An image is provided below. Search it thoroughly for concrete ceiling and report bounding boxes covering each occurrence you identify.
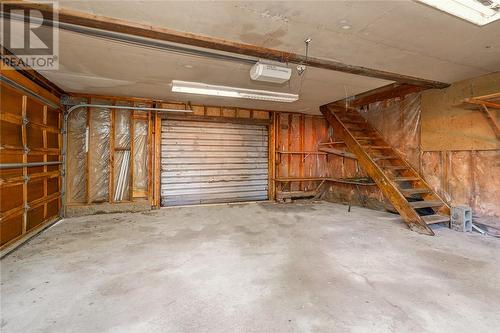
[23,1,500,113]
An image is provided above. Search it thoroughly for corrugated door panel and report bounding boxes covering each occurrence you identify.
[161,120,269,206]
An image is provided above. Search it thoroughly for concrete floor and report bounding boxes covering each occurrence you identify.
[1,202,499,333]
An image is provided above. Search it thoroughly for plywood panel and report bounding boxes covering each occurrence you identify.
[0,214,23,246]
[421,72,500,151]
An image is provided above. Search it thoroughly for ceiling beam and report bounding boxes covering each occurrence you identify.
[1,1,449,89]
[325,83,425,108]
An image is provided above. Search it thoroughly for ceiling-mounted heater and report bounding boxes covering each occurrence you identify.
[250,62,292,84]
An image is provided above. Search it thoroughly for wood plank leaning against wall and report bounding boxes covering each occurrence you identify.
[1,65,63,253]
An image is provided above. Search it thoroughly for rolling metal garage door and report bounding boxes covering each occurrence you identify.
[161,119,269,206]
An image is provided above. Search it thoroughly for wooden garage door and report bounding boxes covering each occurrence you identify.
[161,119,269,206]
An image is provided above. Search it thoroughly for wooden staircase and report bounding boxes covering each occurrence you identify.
[320,104,450,236]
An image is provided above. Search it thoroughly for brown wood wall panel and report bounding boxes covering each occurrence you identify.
[27,180,45,202]
[0,214,23,246]
[1,67,62,251]
[1,85,23,116]
[46,199,59,219]
[0,185,23,213]
[26,206,45,231]
[27,98,45,124]
[1,122,23,147]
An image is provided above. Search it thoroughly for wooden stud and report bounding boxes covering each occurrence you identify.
[268,112,276,200]
[147,110,153,205]
[287,114,292,191]
[299,114,305,191]
[109,103,115,202]
[154,111,162,208]
[130,109,135,201]
[86,102,91,204]
[275,113,281,194]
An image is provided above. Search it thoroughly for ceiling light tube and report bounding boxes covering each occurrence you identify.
[171,80,299,103]
[418,0,500,26]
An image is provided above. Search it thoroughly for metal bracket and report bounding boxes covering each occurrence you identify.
[22,117,29,126]
[23,175,30,182]
[23,203,30,212]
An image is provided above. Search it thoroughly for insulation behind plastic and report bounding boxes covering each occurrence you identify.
[88,103,111,202]
[472,150,500,218]
[113,150,130,201]
[358,93,421,169]
[113,106,131,201]
[67,107,87,203]
[133,119,148,192]
[114,108,131,148]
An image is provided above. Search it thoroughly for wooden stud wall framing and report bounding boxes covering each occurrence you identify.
[1,67,62,251]
[66,96,154,207]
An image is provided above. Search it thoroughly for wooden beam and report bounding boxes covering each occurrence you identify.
[326,83,424,108]
[2,1,449,89]
[464,98,500,109]
[463,98,500,139]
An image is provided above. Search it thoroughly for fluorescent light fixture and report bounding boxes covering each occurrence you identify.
[418,0,500,26]
[171,80,299,103]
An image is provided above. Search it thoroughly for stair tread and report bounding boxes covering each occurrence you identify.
[410,200,443,208]
[341,119,365,123]
[383,165,408,170]
[363,145,392,149]
[400,188,432,195]
[394,176,419,181]
[374,156,398,160]
[421,214,450,225]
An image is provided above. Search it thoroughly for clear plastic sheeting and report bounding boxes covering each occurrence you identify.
[88,103,111,202]
[113,150,130,201]
[113,106,131,201]
[448,151,472,206]
[474,151,500,218]
[359,93,421,170]
[133,119,148,192]
[420,150,500,219]
[67,107,87,203]
[114,108,131,148]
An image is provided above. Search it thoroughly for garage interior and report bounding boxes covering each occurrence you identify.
[1,1,499,332]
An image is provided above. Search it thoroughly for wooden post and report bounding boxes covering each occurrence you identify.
[129,109,135,201]
[86,100,91,204]
[153,111,162,208]
[268,112,276,201]
[109,102,115,202]
[147,110,153,205]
